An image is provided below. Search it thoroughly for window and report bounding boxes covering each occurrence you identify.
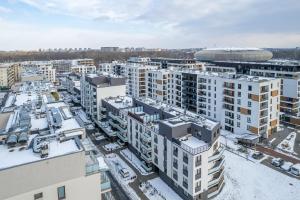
[237,99,241,105]
[248,101,252,107]
[238,84,241,89]
[57,186,66,200]
[237,122,240,127]
[248,85,252,91]
[34,193,43,200]
[238,92,241,97]
[247,117,251,123]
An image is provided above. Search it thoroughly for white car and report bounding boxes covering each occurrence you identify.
[290,164,300,176]
[280,161,293,171]
[119,168,130,178]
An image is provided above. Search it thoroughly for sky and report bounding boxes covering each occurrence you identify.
[0,0,299,50]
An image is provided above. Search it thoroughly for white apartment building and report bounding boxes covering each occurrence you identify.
[99,97,225,200]
[145,70,280,138]
[71,65,96,74]
[39,64,56,82]
[80,74,126,122]
[0,63,21,88]
[201,60,300,129]
[146,69,171,103]
[125,63,158,97]
[250,69,300,129]
[72,59,95,66]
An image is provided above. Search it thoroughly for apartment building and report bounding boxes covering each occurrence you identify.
[72,59,95,66]
[203,60,300,129]
[21,62,56,83]
[149,58,203,70]
[125,63,158,97]
[250,69,300,129]
[39,64,56,82]
[99,97,224,200]
[80,74,126,122]
[146,69,171,103]
[0,63,21,88]
[145,70,280,138]
[0,135,101,200]
[71,65,96,74]
[0,79,106,200]
[65,73,81,94]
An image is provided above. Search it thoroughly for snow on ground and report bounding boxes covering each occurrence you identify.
[277,132,297,155]
[103,142,121,151]
[105,153,136,183]
[140,177,182,200]
[105,153,141,200]
[120,148,153,175]
[214,151,300,200]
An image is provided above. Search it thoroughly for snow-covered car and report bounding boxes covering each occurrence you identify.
[271,158,284,167]
[280,161,293,171]
[119,168,130,178]
[290,164,300,176]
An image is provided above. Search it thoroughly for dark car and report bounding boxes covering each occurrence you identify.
[252,152,264,160]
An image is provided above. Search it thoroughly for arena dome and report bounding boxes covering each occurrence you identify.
[194,48,273,62]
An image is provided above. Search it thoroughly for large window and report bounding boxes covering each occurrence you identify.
[57,186,66,200]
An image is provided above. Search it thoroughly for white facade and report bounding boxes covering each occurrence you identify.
[147,70,281,138]
[71,65,96,74]
[124,63,158,97]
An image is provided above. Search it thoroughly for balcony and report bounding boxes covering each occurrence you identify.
[141,141,151,152]
[85,154,100,176]
[101,172,111,192]
[141,153,152,162]
[141,161,153,172]
[108,112,127,125]
[208,157,225,175]
[207,178,225,199]
[208,146,225,162]
[195,172,201,180]
[117,131,128,142]
[208,168,225,188]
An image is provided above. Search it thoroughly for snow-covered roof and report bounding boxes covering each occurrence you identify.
[180,136,208,149]
[0,138,82,170]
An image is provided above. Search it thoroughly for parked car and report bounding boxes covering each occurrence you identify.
[252,152,264,160]
[280,162,293,171]
[271,158,284,167]
[290,164,300,176]
[119,168,130,178]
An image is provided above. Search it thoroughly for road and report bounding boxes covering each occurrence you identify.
[106,171,131,200]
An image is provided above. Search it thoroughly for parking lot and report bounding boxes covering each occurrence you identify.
[261,157,300,180]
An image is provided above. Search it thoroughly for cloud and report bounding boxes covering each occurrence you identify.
[1,0,299,49]
[0,6,12,14]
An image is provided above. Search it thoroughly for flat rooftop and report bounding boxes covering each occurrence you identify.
[135,98,219,130]
[0,138,82,170]
[104,96,133,109]
[180,136,208,149]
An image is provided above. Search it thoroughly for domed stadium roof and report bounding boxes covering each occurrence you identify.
[194,48,273,62]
